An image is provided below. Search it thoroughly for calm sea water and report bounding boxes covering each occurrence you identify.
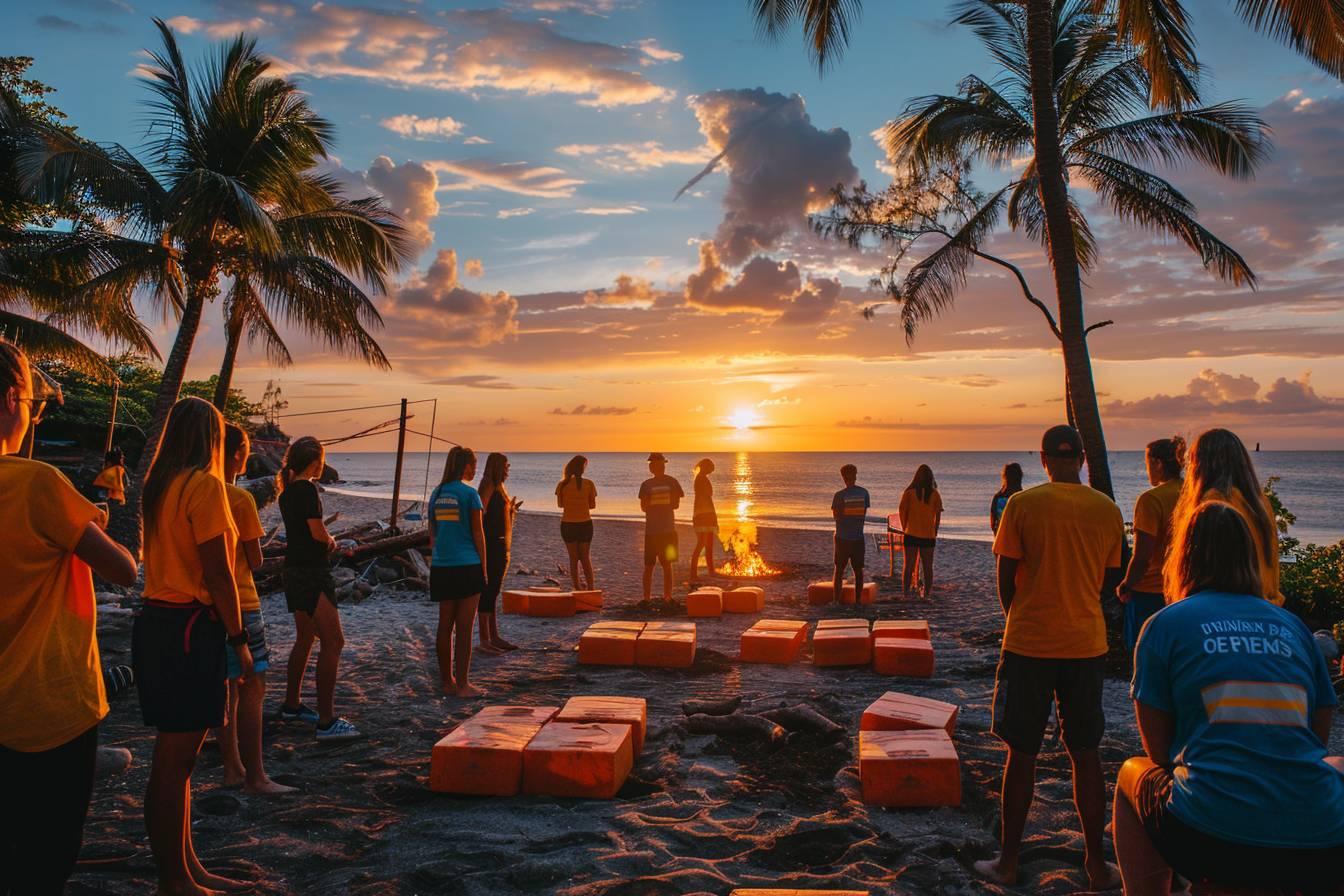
[323,451,1344,545]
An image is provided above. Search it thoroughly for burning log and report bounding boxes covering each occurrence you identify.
[718,521,778,577]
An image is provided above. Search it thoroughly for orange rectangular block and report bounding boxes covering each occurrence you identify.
[740,619,809,664]
[578,627,640,666]
[429,705,559,795]
[526,591,577,617]
[573,590,603,612]
[871,620,930,642]
[723,586,765,613]
[687,589,724,617]
[813,623,873,666]
[858,729,961,807]
[808,581,877,605]
[644,620,695,632]
[501,590,530,615]
[556,696,648,754]
[816,618,870,630]
[838,582,878,605]
[860,691,958,735]
[873,638,935,678]
[522,721,634,799]
[588,620,646,633]
[635,623,696,668]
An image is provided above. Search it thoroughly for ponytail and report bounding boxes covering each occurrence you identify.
[442,446,475,484]
[564,454,587,493]
[277,436,324,493]
[1147,435,1187,481]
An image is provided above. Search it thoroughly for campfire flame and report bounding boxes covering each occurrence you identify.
[717,452,779,577]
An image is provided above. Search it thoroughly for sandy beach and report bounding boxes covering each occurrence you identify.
[80,493,1344,896]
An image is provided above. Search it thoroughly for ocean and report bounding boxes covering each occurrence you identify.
[322,450,1344,546]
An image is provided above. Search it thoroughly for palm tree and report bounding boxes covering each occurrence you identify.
[18,20,412,548]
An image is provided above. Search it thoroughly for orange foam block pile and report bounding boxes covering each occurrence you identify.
[500,589,577,617]
[860,691,958,736]
[858,729,961,807]
[812,619,873,666]
[807,581,877,606]
[723,585,765,614]
[687,587,724,618]
[556,696,648,754]
[871,619,930,643]
[578,621,645,666]
[740,619,809,664]
[429,705,559,796]
[873,637,935,678]
[522,721,634,799]
[572,590,603,612]
[635,621,696,668]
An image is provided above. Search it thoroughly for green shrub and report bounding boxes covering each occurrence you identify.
[1282,541,1344,631]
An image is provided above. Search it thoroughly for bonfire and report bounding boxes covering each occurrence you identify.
[719,521,779,577]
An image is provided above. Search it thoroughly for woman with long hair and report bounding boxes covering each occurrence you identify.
[277,437,358,740]
[689,458,718,582]
[555,454,596,590]
[1116,436,1186,653]
[429,446,487,697]
[477,452,519,654]
[1114,501,1344,894]
[134,396,255,893]
[1168,428,1280,604]
[898,464,943,599]
[990,462,1023,533]
[0,340,137,894]
[93,446,127,505]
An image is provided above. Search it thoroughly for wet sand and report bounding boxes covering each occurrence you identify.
[81,497,1344,895]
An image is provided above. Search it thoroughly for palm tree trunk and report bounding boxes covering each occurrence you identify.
[1024,0,1114,498]
[213,316,243,411]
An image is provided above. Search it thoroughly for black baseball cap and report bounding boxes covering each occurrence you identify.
[1041,425,1083,458]
[647,452,667,463]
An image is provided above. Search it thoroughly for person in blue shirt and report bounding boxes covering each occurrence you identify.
[428,446,487,698]
[1115,500,1344,895]
[830,464,870,603]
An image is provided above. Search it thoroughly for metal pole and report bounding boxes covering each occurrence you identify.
[104,381,119,454]
[389,398,408,532]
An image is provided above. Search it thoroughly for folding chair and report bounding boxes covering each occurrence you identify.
[871,513,906,577]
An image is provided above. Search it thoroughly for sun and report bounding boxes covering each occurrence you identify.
[728,407,761,432]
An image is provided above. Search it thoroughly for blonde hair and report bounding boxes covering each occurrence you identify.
[1164,500,1264,601]
[1172,429,1275,577]
[143,397,224,530]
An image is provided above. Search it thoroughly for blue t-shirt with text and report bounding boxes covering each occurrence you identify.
[1132,591,1344,848]
[429,480,483,567]
[831,485,870,542]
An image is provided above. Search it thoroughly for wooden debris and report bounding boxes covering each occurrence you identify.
[684,713,785,742]
[681,696,742,717]
[758,705,844,738]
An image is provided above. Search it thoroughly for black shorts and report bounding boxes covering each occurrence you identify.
[283,565,338,616]
[834,537,866,569]
[1133,764,1344,890]
[991,651,1105,755]
[903,533,936,550]
[561,520,594,545]
[431,564,486,602]
[132,602,227,732]
[480,539,508,614]
[644,530,678,565]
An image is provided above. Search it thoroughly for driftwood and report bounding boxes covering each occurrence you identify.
[685,712,785,742]
[404,549,431,579]
[758,705,844,738]
[347,529,429,562]
[681,696,742,717]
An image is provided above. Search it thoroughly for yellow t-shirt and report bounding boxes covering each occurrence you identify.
[0,456,108,752]
[143,469,237,606]
[226,483,265,612]
[1132,478,1182,595]
[1207,486,1282,605]
[93,465,126,502]
[556,477,597,523]
[992,482,1124,659]
[899,487,944,540]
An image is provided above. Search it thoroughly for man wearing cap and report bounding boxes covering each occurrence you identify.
[976,425,1125,890]
[638,453,684,604]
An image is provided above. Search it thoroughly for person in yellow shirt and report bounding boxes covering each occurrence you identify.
[0,340,137,894]
[92,447,127,504]
[898,464,943,599]
[555,454,597,590]
[1116,436,1185,652]
[133,396,255,895]
[977,425,1124,891]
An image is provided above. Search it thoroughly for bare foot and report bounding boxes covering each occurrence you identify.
[477,643,505,656]
[492,639,519,651]
[1087,861,1122,891]
[440,679,457,696]
[455,683,485,698]
[244,777,298,795]
[191,869,250,892]
[973,857,1017,886]
[221,766,246,789]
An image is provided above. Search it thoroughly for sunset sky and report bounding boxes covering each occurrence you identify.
[9,0,1344,452]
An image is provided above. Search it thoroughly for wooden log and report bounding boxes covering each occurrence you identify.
[681,696,742,717]
[684,713,785,742]
[404,548,431,579]
[758,705,844,738]
[347,529,429,562]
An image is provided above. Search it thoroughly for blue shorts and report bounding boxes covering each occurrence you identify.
[225,610,270,679]
[1123,590,1166,652]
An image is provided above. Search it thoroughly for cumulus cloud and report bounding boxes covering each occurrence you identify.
[583,274,657,307]
[463,136,492,145]
[317,156,440,258]
[575,205,647,216]
[683,241,844,325]
[464,258,485,277]
[497,207,536,219]
[164,14,266,37]
[555,140,708,173]
[386,249,518,348]
[430,159,583,198]
[550,404,638,416]
[1106,369,1342,419]
[381,114,464,140]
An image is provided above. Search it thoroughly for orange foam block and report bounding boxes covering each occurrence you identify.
[526,591,576,617]
[578,622,644,666]
[872,619,930,642]
[635,621,696,668]
[873,638,935,678]
[687,589,724,617]
[573,590,603,612]
[740,619,809,664]
[858,729,961,807]
[813,621,873,666]
[860,691,958,735]
[429,705,559,796]
[807,581,877,605]
[556,696,648,754]
[501,590,530,615]
[816,618,870,630]
[522,721,633,799]
[723,586,765,613]
[839,582,878,605]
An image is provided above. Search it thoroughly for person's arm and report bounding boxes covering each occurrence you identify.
[898,491,910,529]
[996,555,1018,615]
[73,523,138,585]
[934,493,942,536]
[1118,530,1157,602]
[639,484,650,513]
[307,518,336,553]
[471,508,487,578]
[990,495,999,533]
[588,482,596,509]
[241,538,263,571]
[1135,701,1174,767]
[671,481,683,510]
[556,482,565,509]
[1312,707,1334,745]
[200,534,252,678]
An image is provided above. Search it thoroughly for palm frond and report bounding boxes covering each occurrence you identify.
[886,91,1032,172]
[1232,0,1344,82]
[1008,170,1099,270]
[749,0,861,71]
[0,310,118,382]
[951,0,1030,84]
[1069,101,1270,178]
[1104,0,1201,107]
[273,199,414,292]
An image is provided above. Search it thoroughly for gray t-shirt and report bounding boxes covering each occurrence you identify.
[639,475,684,535]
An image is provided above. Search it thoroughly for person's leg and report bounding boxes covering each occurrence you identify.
[1113,758,1172,896]
[832,538,845,601]
[217,679,244,787]
[689,535,704,581]
[565,541,581,590]
[284,611,316,712]
[921,546,935,598]
[660,557,674,603]
[310,595,344,727]
[641,537,655,602]
[902,543,915,598]
[183,776,247,892]
[145,729,208,894]
[436,599,456,694]
[455,596,483,697]
[973,747,1037,885]
[705,534,715,577]
[578,542,594,590]
[237,673,293,795]
[853,562,865,607]
[1059,656,1120,890]
[1069,747,1120,889]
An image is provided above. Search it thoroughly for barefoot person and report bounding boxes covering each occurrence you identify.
[277,437,358,740]
[899,464,943,599]
[1114,501,1344,895]
[830,464,869,603]
[1116,436,1185,654]
[639,452,683,604]
[689,458,718,582]
[989,462,1023,534]
[215,424,295,794]
[555,455,596,590]
[134,396,254,894]
[0,340,137,894]
[977,425,1125,890]
[477,452,518,654]
[429,446,487,697]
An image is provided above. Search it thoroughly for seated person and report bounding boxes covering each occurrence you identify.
[1114,500,1344,895]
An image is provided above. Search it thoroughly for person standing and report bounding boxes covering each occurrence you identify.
[555,455,596,591]
[639,453,683,604]
[477,452,519,654]
[93,447,127,505]
[429,446,487,697]
[976,425,1125,890]
[0,340,137,894]
[689,458,718,582]
[830,464,870,604]
[898,464,943,599]
[990,462,1023,534]
[1116,436,1185,653]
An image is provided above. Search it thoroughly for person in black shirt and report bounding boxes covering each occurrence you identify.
[477,452,518,654]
